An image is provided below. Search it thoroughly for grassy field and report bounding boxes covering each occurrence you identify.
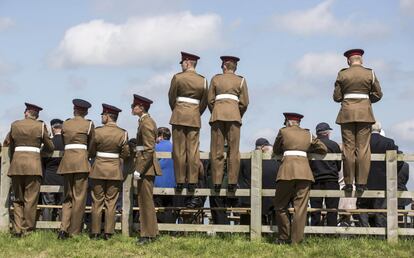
[0,231,413,258]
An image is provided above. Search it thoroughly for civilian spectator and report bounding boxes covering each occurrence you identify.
[309,122,341,226]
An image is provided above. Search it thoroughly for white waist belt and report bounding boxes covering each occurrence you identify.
[97,152,119,158]
[176,97,200,104]
[344,93,369,99]
[215,94,239,102]
[283,150,307,157]
[15,146,40,153]
[65,144,87,150]
[136,146,144,151]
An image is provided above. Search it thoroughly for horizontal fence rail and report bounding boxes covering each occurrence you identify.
[1,148,413,243]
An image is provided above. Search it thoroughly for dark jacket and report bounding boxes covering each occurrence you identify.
[42,134,64,185]
[398,162,410,207]
[310,136,341,182]
[367,133,402,190]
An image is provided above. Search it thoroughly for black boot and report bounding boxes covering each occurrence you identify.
[103,233,113,240]
[342,184,353,192]
[227,184,237,193]
[175,183,184,192]
[214,184,221,192]
[57,230,69,240]
[89,233,101,240]
[356,184,367,194]
[12,232,22,238]
[137,237,154,245]
[187,183,197,192]
[275,239,292,245]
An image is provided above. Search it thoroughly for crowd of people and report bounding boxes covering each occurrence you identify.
[2,48,410,245]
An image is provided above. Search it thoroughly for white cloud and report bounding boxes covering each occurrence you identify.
[0,17,13,31]
[400,0,414,15]
[50,12,222,68]
[389,119,414,147]
[67,74,88,91]
[272,0,389,39]
[294,52,344,78]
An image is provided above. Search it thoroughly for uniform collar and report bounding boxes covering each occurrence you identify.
[105,122,117,127]
[139,113,149,122]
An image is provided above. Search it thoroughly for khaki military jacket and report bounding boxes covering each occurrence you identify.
[7,118,54,176]
[169,70,208,128]
[208,73,249,125]
[333,64,383,124]
[57,116,95,174]
[135,114,162,176]
[89,123,130,181]
[273,125,327,182]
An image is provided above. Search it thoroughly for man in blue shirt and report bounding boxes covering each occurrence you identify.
[154,127,176,223]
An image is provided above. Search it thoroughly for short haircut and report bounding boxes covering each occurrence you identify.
[107,113,118,122]
[74,108,88,117]
[26,109,39,119]
[157,127,171,140]
[223,61,237,71]
[348,55,362,64]
[188,60,197,68]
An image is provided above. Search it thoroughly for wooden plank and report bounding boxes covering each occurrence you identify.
[250,150,262,241]
[40,185,63,193]
[262,225,386,235]
[262,189,385,198]
[152,187,251,197]
[122,158,134,236]
[158,223,249,233]
[386,150,398,243]
[0,147,11,232]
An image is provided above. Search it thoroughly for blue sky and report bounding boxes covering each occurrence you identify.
[1,0,414,156]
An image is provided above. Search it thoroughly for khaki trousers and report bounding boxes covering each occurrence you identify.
[274,180,311,244]
[90,179,120,234]
[60,173,88,235]
[341,122,372,185]
[137,175,158,237]
[210,121,241,185]
[11,175,41,234]
[172,125,200,184]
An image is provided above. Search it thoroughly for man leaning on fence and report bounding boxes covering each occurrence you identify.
[89,104,129,240]
[5,103,54,237]
[273,112,327,244]
[333,49,383,193]
[57,99,95,239]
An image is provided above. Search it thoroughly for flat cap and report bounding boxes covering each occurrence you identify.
[25,102,43,112]
[101,103,122,115]
[316,122,333,133]
[72,98,91,110]
[255,138,271,147]
[180,51,200,64]
[220,55,240,63]
[50,118,63,127]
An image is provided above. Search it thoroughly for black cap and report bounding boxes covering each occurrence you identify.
[180,52,200,64]
[25,102,43,112]
[101,103,122,115]
[72,98,91,110]
[50,118,63,127]
[316,122,333,133]
[343,49,364,58]
[255,138,271,147]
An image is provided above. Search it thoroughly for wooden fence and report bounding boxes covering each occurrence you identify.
[1,147,414,243]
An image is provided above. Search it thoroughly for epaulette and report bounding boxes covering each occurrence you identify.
[38,120,44,123]
[65,118,71,121]
[339,68,348,72]
[86,119,92,122]
[237,75,244,79]
[304,128,310,131]
[95,125,103,129]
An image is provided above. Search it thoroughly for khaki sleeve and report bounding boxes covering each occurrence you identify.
[309,136,328,155]
[272,130,284,155]
[3,130,14,159]
[41,124,55,153]
[87,122,96,157]
[120,131,130,160]
[168,75,177,111]
[369,71,383,103]
[207,77,216,112]
[137,121,156,174]
[199,78,208,114]
[333,72,343,103]
[239,78,249,117]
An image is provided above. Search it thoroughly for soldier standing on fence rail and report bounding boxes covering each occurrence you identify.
[89,104,129,240]
[273,112,327,244]
[208,55,249,192]
[169,52,208,192]
[333,49,383,193]
[131,94,162,245]
[5,103,54,237]
[57,99,95,239]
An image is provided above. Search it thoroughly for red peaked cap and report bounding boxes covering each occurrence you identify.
[283,112,304,121]
[343,49,364,58]
[180,52,200,64]
[220,55,240,63]
[101,103,122,115]
[133,94,153,109]
[25,102,43,112]
[72,98,92,111]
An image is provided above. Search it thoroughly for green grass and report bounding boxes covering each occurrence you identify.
[0,231,413,258]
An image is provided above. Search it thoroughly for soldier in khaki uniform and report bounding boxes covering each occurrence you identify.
[208,55,249,192]
[333,49,383,192]
[57,99,95,239]
[273,113,327,244]
[169,51,208,192]
[6,103,54,237]
[89,104,129,240]
[131,94,162,245]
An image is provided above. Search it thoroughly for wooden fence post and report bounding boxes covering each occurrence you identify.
[250,150,263,240]
[122,158,134,236]
[0,147,11,232]
[386,150,398,243]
